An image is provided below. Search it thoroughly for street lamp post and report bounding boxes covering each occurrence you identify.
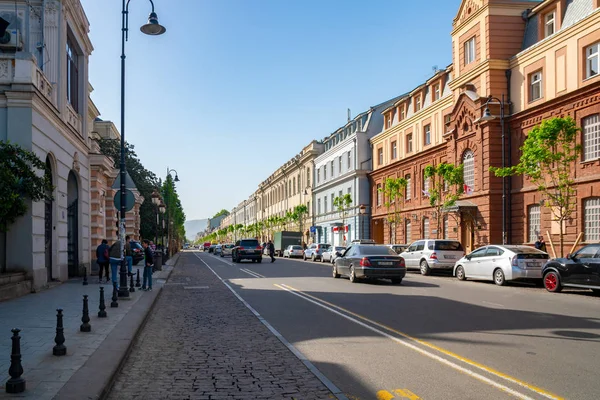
[118,0,165,298]
[359,204,367,239]
[480,94,507,245]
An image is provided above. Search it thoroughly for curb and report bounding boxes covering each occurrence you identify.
[52,258,178,400]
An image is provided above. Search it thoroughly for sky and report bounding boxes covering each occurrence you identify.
[81,0,461,221]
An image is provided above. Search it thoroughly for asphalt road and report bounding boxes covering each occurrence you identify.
[192,250,600,400]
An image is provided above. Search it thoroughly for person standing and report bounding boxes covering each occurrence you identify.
[96,239,110,284]
[535,235,547,252]
[108,237,122,289]
[125,235,133,276]
[267,240,275,263]
[141,239,154,291]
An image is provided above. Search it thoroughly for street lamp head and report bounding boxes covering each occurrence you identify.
[140,12,166,36]
[159,204,166,214]
[174,174,180,182]
[480,106,496,122]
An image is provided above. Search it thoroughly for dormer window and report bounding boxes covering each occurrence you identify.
[545,12,555,37]
[400,105,405,121]
[415,95,421,112]
[464,37,476,65]
[386,113,392,129]
[434,84,440,101]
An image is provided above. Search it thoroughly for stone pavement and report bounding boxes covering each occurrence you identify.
[107,252,336,400]
[0,254,179,400]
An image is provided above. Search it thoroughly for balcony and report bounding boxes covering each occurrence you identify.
[0,55,56,106]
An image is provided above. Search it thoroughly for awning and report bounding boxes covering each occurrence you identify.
[444,200,478,213]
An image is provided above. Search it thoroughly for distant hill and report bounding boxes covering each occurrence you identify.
[184,219,208,241]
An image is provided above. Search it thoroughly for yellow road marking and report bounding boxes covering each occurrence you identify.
[276,283,564,400]
[394,388,421,399]
[376,390,395,400]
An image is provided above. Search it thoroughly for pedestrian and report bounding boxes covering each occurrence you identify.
[125,235,133,276]
[96,239,110,284]
[267,240,275,263]
[141,239,154,291]
[535,235,547,252]
[108,237,123,289]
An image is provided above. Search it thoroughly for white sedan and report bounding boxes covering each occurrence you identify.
[453,245,549,286]
[321,246,347,263]
[283,245,304,258]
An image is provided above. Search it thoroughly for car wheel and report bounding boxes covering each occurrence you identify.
[311,254,316,262]
[391,278,402,285]
[332,265,340,278]
[321,256,325,263]
[455,266,466,281]
[258,258,262,263]
[544,271,562,293]
[220,253,224,257]
[494,268,506,286]
[349,266,357,283]
[420,260,431,276]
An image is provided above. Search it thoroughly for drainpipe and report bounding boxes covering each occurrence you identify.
[505,69,513,244]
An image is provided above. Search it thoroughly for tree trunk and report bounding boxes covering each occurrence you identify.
[559,218,564,258]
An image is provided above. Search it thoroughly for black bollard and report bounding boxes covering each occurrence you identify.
[80,295,91,332]
[98,287,107,318]
[135,269,141,287]
[53,309,66,356]
[82,268,88,286]
[5,328,26,393]
[129,273,135,293]
[110,282,118,308]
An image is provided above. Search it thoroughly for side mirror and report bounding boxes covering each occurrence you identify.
[465,255,472,261]
[335,252,342,257]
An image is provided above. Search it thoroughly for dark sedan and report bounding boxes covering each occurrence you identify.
[542,243,600,293]
[333,244,406,284]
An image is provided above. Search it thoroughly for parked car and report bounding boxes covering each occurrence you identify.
[542,243,600,293]
[303,243,331,261]
[333,244,406,284]
[322,246,346,263]
[208,244,216,253]
[232,238,263,263]
[351,239,376,244]
[214,244,222,256]
[221,243,235,257]
[401,239,465,275]
[283,245,304,258]
[386,244,409,255]
[130,240,144,265]
[453,245,549,286]
[203,242,211,251]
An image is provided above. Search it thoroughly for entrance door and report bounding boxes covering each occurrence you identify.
[44,157,53,281]
[67,171,79,277]
[461,217,474,254]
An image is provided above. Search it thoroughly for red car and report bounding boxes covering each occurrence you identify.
[203,242,212,251]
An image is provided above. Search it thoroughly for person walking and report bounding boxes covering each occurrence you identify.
[141,239,154,291]
[535,235,547,252]
[125,235,133,276]
[108,237,122,289]
[267,240,275,263]
[96,239,110,284]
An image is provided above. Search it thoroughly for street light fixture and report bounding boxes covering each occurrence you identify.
[118,0,165,298]
[480,94,507,245]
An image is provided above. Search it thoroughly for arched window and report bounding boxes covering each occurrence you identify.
[463,150,475,191]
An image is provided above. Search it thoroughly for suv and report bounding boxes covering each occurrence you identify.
[400,239,465,275]
[542,243,600,294]
[303,243,331,262]
[232,239,263,263]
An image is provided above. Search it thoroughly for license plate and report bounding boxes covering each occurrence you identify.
[379,262,393,266]
[527,262,540,267]
[444,255,456,259]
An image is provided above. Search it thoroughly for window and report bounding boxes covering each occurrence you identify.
[422,170,430,196]
[297,174,300,193]
[400,105,405,121]
[464,37,476,65]
[339,156,342,173]
[324,165,327,180]
[386,113,392,129]
[406,133,413,153]
[324,196,328,213]
[587,43,599,79]
[307,201,310,215]
[415,95,421,112]
[528,205,541,243]
[331,161,334,177]
[66,35,79,113]
[424,124,431,145]
[293,177,296,195]
[545,12,555,37]
[405,175,411,200]
[317,168,321,183]
[423,217,430,239]
[331,194,335,211]
[529,71,543,101]
[317,199,321,215]
[307,168,311,186]
[405,220,412,243]
[347,151,351,169]
[443,215,449,239]
[391,141,397,159]
[378,148,384,166]
[434,84,441,101]
[347,187,351,196]
[583,114,600,161]
[463,150,475,191]
[377,184,382,206]
[585,198,600,242]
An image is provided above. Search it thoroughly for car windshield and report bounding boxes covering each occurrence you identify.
[291,246,302,250]
[358,245,397,255]
[434,241,464,251]
[335,246,346,251]
[505,246,546,254]
[130,241,142,249]
[240,240,259,247]
[318,244,331,249]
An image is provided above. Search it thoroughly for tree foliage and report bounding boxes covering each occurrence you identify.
[490,117,581,256]
[333,194,353,244]
[378,177,407,243]
[212,209,230,219]
[0,141,54,232]
[424,163,464,236]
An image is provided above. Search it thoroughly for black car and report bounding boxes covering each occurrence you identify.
[542,243,600,293]
[130,241,144,265]
[333,244,406,284]
[232,239,262,263]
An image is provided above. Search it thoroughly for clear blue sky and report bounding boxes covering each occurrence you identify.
[82,0,460,221]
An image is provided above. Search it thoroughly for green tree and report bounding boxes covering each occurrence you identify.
[212,209,230,219]
[0,141,53,232]
[378,177,407,243]
[162,174,186,254]
[424,163,464,237]
[491,117,581,257]
[333,194,353,244]
[291,204,309,238]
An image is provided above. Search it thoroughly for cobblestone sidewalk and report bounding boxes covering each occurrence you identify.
[107,252,335,400]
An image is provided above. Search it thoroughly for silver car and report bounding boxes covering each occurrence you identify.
[322,246,346,263]
[454,245,550,286]
[303,243,331,261]
[401,240,465,275]
[220,243,235,257]
[283,245,304,258]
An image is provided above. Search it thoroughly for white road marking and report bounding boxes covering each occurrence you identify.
[240,268,262,278]
[183,286,209,289]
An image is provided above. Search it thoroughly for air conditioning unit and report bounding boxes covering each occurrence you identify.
[0,29,23,50]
